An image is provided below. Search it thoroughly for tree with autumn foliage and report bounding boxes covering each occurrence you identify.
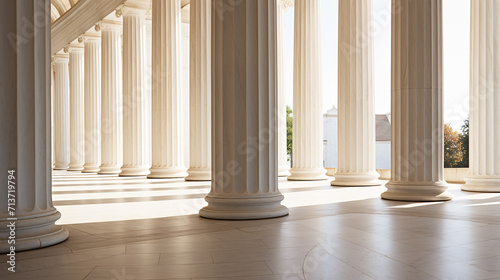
[444,123,463,168]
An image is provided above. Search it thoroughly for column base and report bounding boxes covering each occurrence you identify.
[67,163,84,171]
[185,169,211,181]
[148,167,188,179]
[98,165,122,175]
[0,211,69,253]
[200,194,288,220]
[462,177,500,192]
[120,166,150,177]
[53,163,69,170]
[82,164,100,173]
[278,166,291,177]
[331,171,381,186]
[381,181,453,202]
[287,168,327,181]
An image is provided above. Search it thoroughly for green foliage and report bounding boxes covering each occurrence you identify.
[286,105,292,160]
[457,117,469,167]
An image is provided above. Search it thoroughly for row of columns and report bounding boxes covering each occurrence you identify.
[50,2,208,180]
[337,0,500,197]
[52,0,294,182]
[50,0,500,200]
[3,0,500,253]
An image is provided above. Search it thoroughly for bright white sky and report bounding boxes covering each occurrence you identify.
[283,0,470,131]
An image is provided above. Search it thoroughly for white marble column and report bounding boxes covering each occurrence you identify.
[463,0,500,192]
[145,19,153,173]
[0,0,68,253]
[51,65,55,168]
[120,8,151,176]
[82,36,102,173]
[186,0,211,181]
[67,44,85,171]
[333,0,380,186]
[99,23,123,174]
[53,54,70,170]
[149,0,188,178]
[200,0,288,220]
[288,0,327,181]
[277,0,291,177]
[382,0,452,201]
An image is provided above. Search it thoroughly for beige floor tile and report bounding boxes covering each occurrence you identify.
[302,247,373,280]
[84,262,273,279]
[0,265,95,280]
[417,262,500,280]
[14,253,104,272]
[211,246,313,263]
[341,251,438,280]
[265,258,305,275]
[159,251,214,265]
[126,239,267,254]
[76,253,161,266]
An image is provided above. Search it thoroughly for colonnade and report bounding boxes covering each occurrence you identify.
[46,0,500,206]
[2,0,500,253]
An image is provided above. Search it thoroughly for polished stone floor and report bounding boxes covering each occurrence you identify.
[2,171,500,280]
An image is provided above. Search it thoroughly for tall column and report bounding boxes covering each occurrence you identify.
[186,0,211,181]
[149,0,188,178]
[120,7,151,176]
[51,65,55,168]
[463,0,500,192]
[200,0,288,220]
[53,54,70,170]
[0,0,68,252]
[288,0,327,181]
[382,0,452,201]
[82,36,102,173]
[145,19,153,172]
[277,0,291,177]
[67,44,85,171]
[99,23,123,174]
[333,0,380,186]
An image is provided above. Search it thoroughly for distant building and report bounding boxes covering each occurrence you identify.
[323,106,391,169]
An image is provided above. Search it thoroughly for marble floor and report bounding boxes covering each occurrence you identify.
[2,171,500,280]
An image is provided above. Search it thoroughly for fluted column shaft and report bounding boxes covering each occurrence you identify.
[333,0,380,186]
[51,65,55,168]
[0,0,68,253]
[100,25,123,174]
[149,0,188,178]
[463,0,500,192]
[121,9,150,176]
[382,0,452,201]
[53,55,70,170]
[186,0,211,181]
[200,0,288,220]
[68,47,85,171]
[277,0,291,177]
[82,38,101,173]
[288,0,327,181]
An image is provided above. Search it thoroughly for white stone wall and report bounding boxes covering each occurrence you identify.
[323,114,338,168]
[375,141,391,169]
[323,115,391,169]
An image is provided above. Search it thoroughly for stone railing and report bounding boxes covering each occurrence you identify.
[326,168,470,184]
